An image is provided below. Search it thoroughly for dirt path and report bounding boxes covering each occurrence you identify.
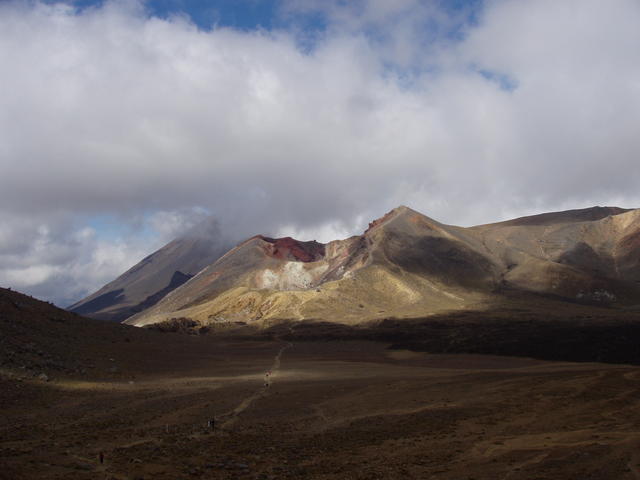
[218,332,293,430]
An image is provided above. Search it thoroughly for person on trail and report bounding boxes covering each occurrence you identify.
[208,417,215,431]
[99,451,104,464]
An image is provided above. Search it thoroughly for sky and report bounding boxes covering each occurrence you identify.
[1,0,640,307]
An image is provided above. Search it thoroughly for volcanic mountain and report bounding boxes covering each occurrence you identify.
[69,223,232,322]
[121,205,640,328]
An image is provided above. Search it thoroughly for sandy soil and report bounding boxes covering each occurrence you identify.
[3,336,640,480]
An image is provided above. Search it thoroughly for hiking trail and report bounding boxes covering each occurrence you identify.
[218,326,294,430]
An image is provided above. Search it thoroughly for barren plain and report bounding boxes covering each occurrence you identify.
[4,333,640,480]
[4,287,640,479]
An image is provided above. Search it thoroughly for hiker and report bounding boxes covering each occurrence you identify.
[208,417,215,431]
[99,451,104,464]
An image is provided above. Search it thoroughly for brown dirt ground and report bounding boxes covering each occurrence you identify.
[3,336,640,480]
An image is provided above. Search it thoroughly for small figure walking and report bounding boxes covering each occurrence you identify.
[99,451,104,464]
[208,417,215,431]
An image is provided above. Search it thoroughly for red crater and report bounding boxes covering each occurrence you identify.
[259,236,326,262]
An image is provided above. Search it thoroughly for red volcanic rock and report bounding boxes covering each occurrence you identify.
[365,210,396,234]
[259,236,326,262]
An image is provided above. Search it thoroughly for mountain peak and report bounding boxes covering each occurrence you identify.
[390,205,428,217]
[365,205,411,232]
[391,204,411,213]
[365,205,441,235]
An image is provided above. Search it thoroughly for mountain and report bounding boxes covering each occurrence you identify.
[125,206,490,326]
[470,206,640,300]
[123,205,640,328]
[69,223,232,322]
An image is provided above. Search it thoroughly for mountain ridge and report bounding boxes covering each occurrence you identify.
[124,205,639,328]
[71,205,640,328]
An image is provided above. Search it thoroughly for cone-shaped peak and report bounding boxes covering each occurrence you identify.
[365,205,442,235]
[390,205,440,220]
[391,204,411,213]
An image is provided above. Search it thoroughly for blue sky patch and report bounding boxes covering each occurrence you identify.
[477,68,518,92]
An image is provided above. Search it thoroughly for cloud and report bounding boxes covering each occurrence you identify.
[0,211,149,305]
[1,0,640,304]
[147,207,213,242]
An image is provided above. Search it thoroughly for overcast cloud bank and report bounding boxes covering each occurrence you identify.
[1,0,640,305]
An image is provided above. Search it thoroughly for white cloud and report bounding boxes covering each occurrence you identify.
[1,0,640,303]
[0,212,158,305]
[147,207,212,243]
